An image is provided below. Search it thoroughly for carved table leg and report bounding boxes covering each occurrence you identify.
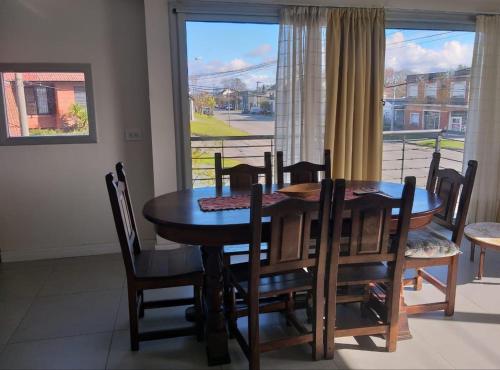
[202,246,230,366]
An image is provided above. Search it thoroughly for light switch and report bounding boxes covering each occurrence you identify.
[125,128,143,141]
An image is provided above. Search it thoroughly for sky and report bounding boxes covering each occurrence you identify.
[186,22,475,90]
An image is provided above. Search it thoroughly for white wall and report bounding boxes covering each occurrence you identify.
[195,0,500,13]
[0,0,156,261]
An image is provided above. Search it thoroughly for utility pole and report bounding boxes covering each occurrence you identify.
[256,81,262,108]
[15,73,29,136]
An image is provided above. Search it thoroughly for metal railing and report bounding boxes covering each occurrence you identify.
[191,135,274,187]
[190,130,465,188]
[382,129,464,186]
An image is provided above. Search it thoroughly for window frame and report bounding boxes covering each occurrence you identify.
[450,80,467,98]
[0,63,97,146]
[424,110,441,129]
[169,1,280,189]
[169,2,476,188]
[407,83,418,97]
[424,82,438,97]
[410,112,421,127]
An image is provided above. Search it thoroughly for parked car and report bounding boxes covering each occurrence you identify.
[250,106,262,114]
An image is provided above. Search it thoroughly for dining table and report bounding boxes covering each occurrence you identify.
[143,180,443,366]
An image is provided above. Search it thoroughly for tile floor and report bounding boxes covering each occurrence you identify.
[1,240,500,370]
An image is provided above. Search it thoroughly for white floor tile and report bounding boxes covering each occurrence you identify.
[0,332,112,370]
[106,329,216,370]
[10,289,121,343]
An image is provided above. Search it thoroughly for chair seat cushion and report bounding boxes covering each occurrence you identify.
[223,243,268,256]
[405,227,460,258]
[134,245,204,279]
[228,262,312,298]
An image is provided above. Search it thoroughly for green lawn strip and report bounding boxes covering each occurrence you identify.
[29,128,89,136]
[415,138,464,150]
[190,113,247,137]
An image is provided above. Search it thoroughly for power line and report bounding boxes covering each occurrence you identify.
[387,31,454,46]
[190,60,277,79]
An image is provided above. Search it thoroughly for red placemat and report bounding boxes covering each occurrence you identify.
[199,192,289,212]
[198,188,359,212]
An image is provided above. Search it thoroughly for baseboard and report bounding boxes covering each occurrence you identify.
[0,239,156,262]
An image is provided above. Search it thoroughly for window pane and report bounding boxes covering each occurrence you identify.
[186,22,279,187]
[2,71,90,138]
[383,29,474,186]
[35,86,49,114]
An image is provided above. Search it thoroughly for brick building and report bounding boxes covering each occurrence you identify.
[384,68,470,133]
[3,72,86,136]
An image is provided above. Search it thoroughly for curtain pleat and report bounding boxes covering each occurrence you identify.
[464,15,500,222]
[275,7,327,167]
[324,8,385,180]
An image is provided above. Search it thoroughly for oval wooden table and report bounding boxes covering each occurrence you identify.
[143,181,443,365]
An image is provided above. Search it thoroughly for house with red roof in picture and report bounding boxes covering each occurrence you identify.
[2,72,86,136]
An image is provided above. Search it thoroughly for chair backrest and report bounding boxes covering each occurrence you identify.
[105,163,141,278]
[247,179,334,294]
[427,159,478,245]
[333,176,416,266]
[426,152,441,190]
[276,150,331,186]
[215,152,272,191]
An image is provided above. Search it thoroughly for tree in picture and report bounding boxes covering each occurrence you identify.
[64,103,89,132]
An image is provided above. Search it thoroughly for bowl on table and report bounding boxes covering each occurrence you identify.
[277,183,321,199]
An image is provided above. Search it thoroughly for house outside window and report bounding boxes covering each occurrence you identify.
[451,81,466,98]
[410,112,420,127]
[407,83,418,97]
[425,82,437,97]
[424,111,440,129]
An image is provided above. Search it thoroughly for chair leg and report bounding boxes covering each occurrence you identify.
[478,248,486,280]
[138,290,145,319]
[470,242,475,262]
[415,269,423,291]
[285,292,294,326]
[386,284,403,352]
[248,301,260,370]
[324,294,336,360]
[445,255,459,316]
[312,291,324,361]
[194,285,204,342]
[305,291,312,324]
[127,286,140,351]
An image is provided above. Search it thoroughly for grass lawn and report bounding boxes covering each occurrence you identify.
[29,127,89,136]
[415,138,464,150]
[190,113,247,137]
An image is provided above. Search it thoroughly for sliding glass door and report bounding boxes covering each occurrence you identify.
[382,29,475,185]
[186,21,279,187]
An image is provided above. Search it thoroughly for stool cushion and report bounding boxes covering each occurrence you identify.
[406,227,460,258]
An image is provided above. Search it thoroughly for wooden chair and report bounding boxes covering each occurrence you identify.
[215,151,272,191]
[106,163,204,351]
[226,179,335,370]
[404,155,478,316]
[324,176,416,358]
[216,151,272,261]
[276,149,331,186]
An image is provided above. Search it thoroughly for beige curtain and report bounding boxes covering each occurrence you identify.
[324,8,385,180]
[464,15,500,222]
